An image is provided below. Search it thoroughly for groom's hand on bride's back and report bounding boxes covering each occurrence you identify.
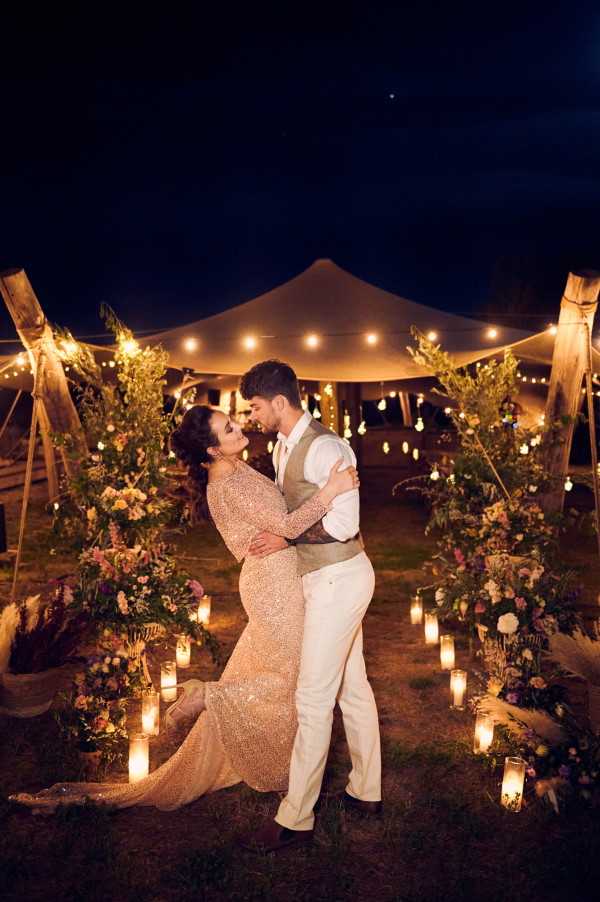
[248,531,289,558]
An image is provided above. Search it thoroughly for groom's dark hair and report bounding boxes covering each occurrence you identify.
[240,359,302,408]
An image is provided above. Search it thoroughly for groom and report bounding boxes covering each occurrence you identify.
[239,359,381,852]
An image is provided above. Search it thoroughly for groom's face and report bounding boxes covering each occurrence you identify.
[247,395,282,432]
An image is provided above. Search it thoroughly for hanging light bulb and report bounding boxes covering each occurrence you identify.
[344,427,353,439]
[427,331,438,342]
[486,327,498,339]
[243,335,257,350]
[389,390,397,398]
[444,407,452,414]
[412,448,420,461]
[357,421,367,435]
[377,398,387,411]
[242,449,249,461]
[267,440,274,453]
[402,441,409,453]
[366,333,378,345]
[314,393,321,401]
[305,333,320,348]
[121,338,139,356]
[415,417,424,432]
[382,441,390,454]
[313,407,322,419]
[564,476,573,491]
[301,399,308,411]
[430,467,440,481]
[183,337,198,352]
[417,394,424,407]
[548,324,558,335]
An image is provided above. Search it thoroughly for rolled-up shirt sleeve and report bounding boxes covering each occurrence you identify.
[304,436,360,541]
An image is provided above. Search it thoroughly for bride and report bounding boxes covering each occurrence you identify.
[10,404,358,812]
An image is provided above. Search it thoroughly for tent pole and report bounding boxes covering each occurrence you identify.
[0,388,22,446]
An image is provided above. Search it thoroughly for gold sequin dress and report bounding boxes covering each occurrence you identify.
[10,460,329,812]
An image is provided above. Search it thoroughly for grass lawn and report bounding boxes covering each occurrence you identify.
[1,470,600,902]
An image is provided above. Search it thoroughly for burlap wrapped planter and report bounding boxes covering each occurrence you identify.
[0,667,67,718]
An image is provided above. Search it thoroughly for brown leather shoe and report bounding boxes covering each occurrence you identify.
[238,819,314,853]
[342,791,383,816]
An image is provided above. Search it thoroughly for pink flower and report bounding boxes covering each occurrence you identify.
[515,596,527,610]
[187,579,204,599]
[453,548,465,565]
[92,717,107,732]
[137,575,149,584]
[74,694,88,709]
[474,601,486,614]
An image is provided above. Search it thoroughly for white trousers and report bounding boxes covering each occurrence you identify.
[275,551,381,831]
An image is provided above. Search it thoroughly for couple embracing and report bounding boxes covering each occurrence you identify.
[12,360,382,852]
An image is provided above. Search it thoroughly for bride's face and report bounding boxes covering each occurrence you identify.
[208,411,249,459]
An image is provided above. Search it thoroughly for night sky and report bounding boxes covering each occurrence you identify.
[2,3,600,340]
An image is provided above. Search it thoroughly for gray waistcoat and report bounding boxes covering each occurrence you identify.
[277,418,362,576]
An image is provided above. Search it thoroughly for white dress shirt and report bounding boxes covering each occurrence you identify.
[273,412,360,542]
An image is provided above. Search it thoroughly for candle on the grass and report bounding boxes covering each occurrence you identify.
[141,688,160,736]
[473,711,494,753]
[501,756,526,811]
[424,612,439,644]
[160,661,177,702]
[128,733,149,783]
[176,635,191,669]
[450,669,467,709]
[197,595,212,626]
[439,634,455,670]
[410,596,423,625]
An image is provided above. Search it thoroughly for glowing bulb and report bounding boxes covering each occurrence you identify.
[15,354,25,367]
[242,449,249,461]
[301,399,308,411]
[486,327,498,339]
[541,377,546,384]
[102,361,107,367]
[53,501,60,511]
[344,428,353,439]
[305,333,320,348]
[97,441,105,451]
[382,441,390,455]
[314,393,321,401]
[243,335,257,351]
[267,441,274,453]
[444,407,452,415]
[377,399,387,411]
[121,338,139,356]
[366,333,378,345]
[427,331,438,342]
[519,444,529,455]
[564,476,573,491]
[358,421,367,435]
[109,360,116,368]
[389,391,397,398]
[183,337,198,352]
[415,417,424,432]
[168,450,176,459]
[430,467,440,481]
[531,378,537,384]
[548,324,558,336]
[313,407,322,419]
[412,448,419,461]
[416,394,424,407]
[402,441,409,454]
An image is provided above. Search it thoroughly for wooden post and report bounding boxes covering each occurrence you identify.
[399,392,412,427]
[319,381,339,434]
[543,270,600,514]
[37,401,60,502]
[0,269,87,477]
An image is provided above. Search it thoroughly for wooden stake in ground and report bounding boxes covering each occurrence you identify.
[0,268,87,480]
[543,270,600,515]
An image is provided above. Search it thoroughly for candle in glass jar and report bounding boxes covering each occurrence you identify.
[197,595,212,626]
[473,711,494,754]
[128,733,149,783]
[410,596,423,625]
[424,612,439,644]
[501,756,526,811]
[160,661,177,702]
[440,634,455,670]
[450,669,467,709]
[176,635,191,669]
[141,689,160,736]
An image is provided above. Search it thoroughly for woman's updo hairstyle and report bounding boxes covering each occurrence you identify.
[170,405,218,522]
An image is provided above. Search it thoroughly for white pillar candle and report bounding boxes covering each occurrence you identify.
[410,596,423,625]
[197,595,212,626]
[501,756,526,811]
[440,634,455,670]
[160,661,177,702]
[176,635,191,669]
[450,669,467,709]
[424,612,439,645]
[473,711,494,754]
[128,733,149,784]
[141,689,160,736]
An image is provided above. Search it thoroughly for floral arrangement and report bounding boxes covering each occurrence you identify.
[56,649,145,762]
[0,584,89,675]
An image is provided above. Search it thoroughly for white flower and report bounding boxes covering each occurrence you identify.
[497,612,519,635]
[519,444,529,455]
[435,588,445,605]
[530,434,542,446]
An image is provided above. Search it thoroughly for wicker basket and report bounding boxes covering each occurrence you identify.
[0,667,67,718]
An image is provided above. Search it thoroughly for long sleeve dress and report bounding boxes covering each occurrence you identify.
[10,460,329,812]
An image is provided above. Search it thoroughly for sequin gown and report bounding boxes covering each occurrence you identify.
[10,460,330,812]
